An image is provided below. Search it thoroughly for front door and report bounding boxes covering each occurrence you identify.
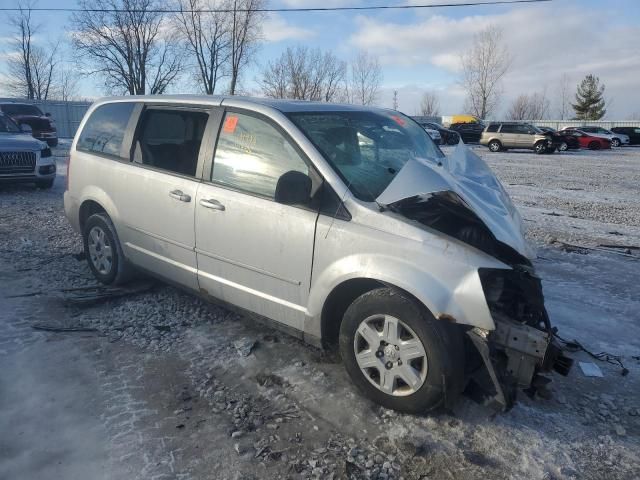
[195,110,318,329]
[116,106,210,290]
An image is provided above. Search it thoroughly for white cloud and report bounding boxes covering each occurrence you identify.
[349,5,640,118]
[262,14,315,42]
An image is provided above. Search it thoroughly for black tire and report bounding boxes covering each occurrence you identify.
[83,213,134,285]
[35,178,54,189]
[611,138,621,148]
[47,139,58,147]
[447,135,459,146]
[488,140,502,152]
[588,141,601,150]
[558,141,568,152]
[534,141,547,154]
[339,288,465,413]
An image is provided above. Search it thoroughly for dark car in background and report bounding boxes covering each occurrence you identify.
[0,112,56,188]
[449,122,484,143]
[420,122,460,145]
[537,126,580,151]
[0,102,58,147]
[558,129,612,150]
[611,127,640,145]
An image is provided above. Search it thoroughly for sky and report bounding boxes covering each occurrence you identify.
[1,0,639,119]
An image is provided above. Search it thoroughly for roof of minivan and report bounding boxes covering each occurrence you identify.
[94,94,389,114]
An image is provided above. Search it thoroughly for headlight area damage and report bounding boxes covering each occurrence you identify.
[387,191,573,410]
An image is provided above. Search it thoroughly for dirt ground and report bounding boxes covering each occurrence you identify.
[1,142,639,480]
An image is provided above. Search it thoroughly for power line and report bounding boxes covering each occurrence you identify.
[0,0,553,14]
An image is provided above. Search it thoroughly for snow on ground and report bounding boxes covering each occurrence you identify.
[0,143,639,480]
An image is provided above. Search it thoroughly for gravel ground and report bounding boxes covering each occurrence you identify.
[1,142,639,479]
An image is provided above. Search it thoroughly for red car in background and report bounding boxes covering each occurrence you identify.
[558,129,611,150]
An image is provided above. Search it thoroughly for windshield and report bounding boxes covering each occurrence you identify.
[1,104,43,116]
[0,115,21,133]
[288,110,444,202]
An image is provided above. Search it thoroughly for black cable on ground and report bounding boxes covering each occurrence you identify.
[553,331,629,376]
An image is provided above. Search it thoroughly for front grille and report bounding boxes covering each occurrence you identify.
[0,151,36,174]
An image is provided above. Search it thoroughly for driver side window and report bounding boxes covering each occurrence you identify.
[211,112,309,199]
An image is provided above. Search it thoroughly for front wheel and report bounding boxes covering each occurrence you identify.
[339,288,465,413]
[558,142,568,152]
[611,138,621,147]
[534,141,548,154]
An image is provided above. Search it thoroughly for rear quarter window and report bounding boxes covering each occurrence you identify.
[77,102,135,158]
[486,124,499,133]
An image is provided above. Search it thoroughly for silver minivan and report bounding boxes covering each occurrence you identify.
[64,96,571,412]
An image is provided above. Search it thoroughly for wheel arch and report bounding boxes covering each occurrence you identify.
[308,261,496,348]
[77,187,120,233]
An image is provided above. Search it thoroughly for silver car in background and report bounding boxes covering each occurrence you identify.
[0,112,56,188]
[64,96,571,413]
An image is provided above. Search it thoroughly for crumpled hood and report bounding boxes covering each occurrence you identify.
[0,133,46,151]
[377,143,534,259]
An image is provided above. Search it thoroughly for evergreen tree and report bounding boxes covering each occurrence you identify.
[572,74,606,120]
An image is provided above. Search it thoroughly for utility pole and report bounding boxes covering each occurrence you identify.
[393,90,398,110]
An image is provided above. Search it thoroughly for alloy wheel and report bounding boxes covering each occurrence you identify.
[353,314,428,396]
[88,226,113,275]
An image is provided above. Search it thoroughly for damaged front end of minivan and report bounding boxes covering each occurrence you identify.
[379,144,573,410]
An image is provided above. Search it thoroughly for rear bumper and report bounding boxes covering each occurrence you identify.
[64,191,81,233]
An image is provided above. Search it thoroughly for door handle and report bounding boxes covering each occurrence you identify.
[169,190,191,202]
[199,198,225,211]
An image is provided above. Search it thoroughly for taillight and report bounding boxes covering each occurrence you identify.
[65,155,71,191]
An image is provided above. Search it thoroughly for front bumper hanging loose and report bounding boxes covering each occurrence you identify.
[469,267,574,410]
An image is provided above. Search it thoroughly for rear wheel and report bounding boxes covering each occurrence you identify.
[588,141,601,150]
[339,288,465,413]
[488,140,502,152]
[83,213,134,285]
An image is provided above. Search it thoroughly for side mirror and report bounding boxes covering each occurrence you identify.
[45,112,51,117]
[274,170,312,205]
[20,123,32,133]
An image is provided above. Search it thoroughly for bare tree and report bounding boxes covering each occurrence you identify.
[460,26,511,119]
[506,90,550,120]
[556,73,571,120]
[174,0,230,94]
[56,67,81,101]
[259,46,346,102]
[71,0,182,95]
[4,2,58,99]
[228,0,264,95]
[349,51,382,106]
[419,91,440,116]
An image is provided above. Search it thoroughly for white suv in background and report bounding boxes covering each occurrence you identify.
[567,126,629,147]
[64,95,571,413]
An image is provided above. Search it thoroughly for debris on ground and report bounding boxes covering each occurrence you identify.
[579,362,604,377]
[234,337,257,357]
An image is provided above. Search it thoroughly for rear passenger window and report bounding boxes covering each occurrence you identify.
[211,112,308,199]
[77,102,135,158]
[500,124,517,134]
[132,109,208,177]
